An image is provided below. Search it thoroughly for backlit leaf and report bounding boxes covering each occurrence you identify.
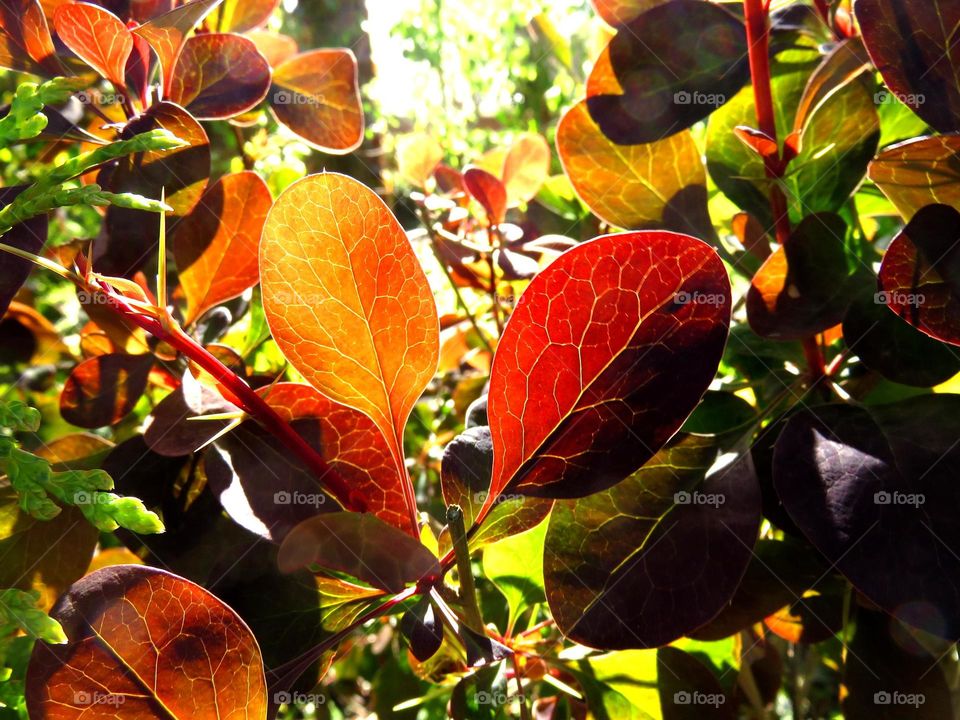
[211,0,277,33]
[60,353,154,428]
[466,495,553,550]
[557,101,712,237]
[501,132,550,205]
[397,132,443,188]
[487,230,730,501]
[463,166,507,226]
[773,396,960,639]
[0,0,58,74]
[441,425,493,530]
[856,0,960,133]
[482,514,548,632]
[244,29,296,66]
[868,135,960,219]
[0,186,47,319]
[167,32,270,120]
[173,171,272,324]
[269,49,363,153]
[278,512,441,593]
[259,172,439,534]
[26,565,268,719]
[544,435,760,649]
[877,204,960,346]
[53,2,131,89]
[585,0,748,144]
[133,0,224,95]
[590,0,665,27]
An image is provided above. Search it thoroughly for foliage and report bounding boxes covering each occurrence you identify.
[1,0,960,718]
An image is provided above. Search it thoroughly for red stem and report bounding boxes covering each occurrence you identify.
[99,291,363,513]
[743,0,827,384]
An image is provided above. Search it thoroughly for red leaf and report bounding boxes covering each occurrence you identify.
[487,231,730,504]
[463,166,507,226]
[60,353,154,428]
[53,2,132,89]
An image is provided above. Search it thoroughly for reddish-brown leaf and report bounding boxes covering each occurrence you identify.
[868,135,960,220]
[590,0,665,26]
[502,132,550,205]
[463,166,507,226]
[133,0,223,95]
[259,173,439,533]
[167,32,270,120]
[0,0,58,73]
[173,171,271,324]
[268,49,363,153]
[60,353,154,428]
[26,565,267,719]
[244,28,296,65]
[487,231,730,504]
[53,2,131,89]
[878,204,960,346]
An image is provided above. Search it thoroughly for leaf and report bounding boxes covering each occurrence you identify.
[463,166,507,226]
[133,0,224,96]
[590,0,665,27]
[0,186,47,319]
[466,495,553,551]
[487,230,730,501]
[53,2,131,89]
[868,135,960,219]
[259,172,438,531]
[211,0,277,33]
[877,204,960,346]
[167,32,270,120]
[585,0,748,144]
[397,132,443,188]
[143,369,239,456]
[843,288,960,387]
[277,512,441,593]
[773,396,960,639]
[0,0,58,74]
[0,589,66,644]
[502,132,550,205]
[856,0,960,134]
[244,29,296,66]
[95,101,210,277]
[746,213,865,340]
[60,353,154,428]
[25,565,268,718]
[173,171,271,324]
[441,425,493,530]
[269,49,363,153]
[556,101,712,238]
[564,650,659,719]
[657,647,733,720]
[400,595,443,662]
[544,435,760,649]
[482,514,548,632]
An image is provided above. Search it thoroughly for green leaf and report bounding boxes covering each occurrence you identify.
[0,401,40,433]
[482,514,548,633]
[0,589,66,644]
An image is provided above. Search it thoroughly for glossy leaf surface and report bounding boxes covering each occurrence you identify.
[60,353,154,428]
[877,204,960,346]
[278,512,440,593]
[260,172,439,514]
[856,0,960,133]
[774,396,960,639]
[53,2,131,89]
[133,0,223,94]
[585,0,748,144]
[557,101,712,237]
[174,171,271,324]
[269,49,363,153]
[868,135,960,219]
[168,32,270,120]
[544,435,760,648]
[488,230,730,500]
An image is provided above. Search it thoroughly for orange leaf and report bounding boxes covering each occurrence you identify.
[268,49,363,153]
[53,2,132,89]
[26,565,267,719]
[60,353,154,428]
[502,132,551,205]
[396,132,443,188]
[173,171,272,325]
[259,173,439,530]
